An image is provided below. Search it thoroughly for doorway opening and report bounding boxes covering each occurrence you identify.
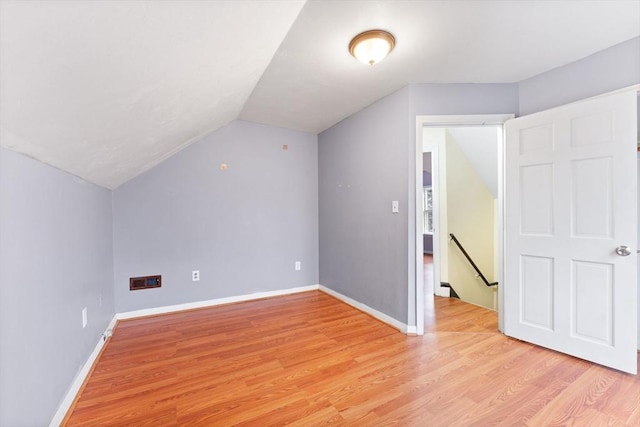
[414,115,514,336]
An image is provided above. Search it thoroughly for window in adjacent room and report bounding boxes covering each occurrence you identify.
[423,186,433,234]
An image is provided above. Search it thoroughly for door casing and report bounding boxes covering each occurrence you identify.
[413,114,513,336]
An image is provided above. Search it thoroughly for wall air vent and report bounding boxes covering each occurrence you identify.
[129,275,161,291]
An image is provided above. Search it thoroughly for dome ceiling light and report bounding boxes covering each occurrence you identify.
[348,29,396,66]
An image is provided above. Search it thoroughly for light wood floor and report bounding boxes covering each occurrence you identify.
[63,290,640,426]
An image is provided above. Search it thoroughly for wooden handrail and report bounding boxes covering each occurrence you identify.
[449,233,498,287]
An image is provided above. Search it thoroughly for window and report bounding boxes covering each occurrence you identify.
[423,186,433,234]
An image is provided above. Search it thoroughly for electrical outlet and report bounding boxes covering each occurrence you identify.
[82,308,87,329]
[295,261,301,271]
[192,270,200,281]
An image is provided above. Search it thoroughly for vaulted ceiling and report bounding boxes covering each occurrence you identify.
[1,0,639,189]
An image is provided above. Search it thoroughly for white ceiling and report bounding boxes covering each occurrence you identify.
[1,1,639,189]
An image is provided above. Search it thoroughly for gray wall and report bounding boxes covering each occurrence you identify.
[318,83,519,326]
[0,147,114,427]
[410,83,520,118]
[519,37,640,115]
[319,87,412,323]
[113,120,318,312]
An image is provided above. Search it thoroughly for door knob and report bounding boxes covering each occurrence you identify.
[615,245,632,256]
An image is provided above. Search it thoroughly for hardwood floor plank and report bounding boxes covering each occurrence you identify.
[63,290,640,426]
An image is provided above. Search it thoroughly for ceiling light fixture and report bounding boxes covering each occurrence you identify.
[349,29,396,66]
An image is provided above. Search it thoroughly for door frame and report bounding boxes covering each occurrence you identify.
[414,114,514,335]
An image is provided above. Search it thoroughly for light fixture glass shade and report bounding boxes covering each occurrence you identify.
[349,30,395,65]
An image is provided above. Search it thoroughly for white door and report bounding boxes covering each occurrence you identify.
[504,91,638,374]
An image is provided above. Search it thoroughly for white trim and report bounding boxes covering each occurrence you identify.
[416,114,515,126]
[319,285,411,333]
[422,131,448,299]
[116,284,412,334]
[415,119,425,335]
[49,315,118,427]
[116,285,320,320]
[413,114,514,337]
[497,126,506,332]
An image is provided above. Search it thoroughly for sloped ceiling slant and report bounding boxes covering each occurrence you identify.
[0,0,306,189]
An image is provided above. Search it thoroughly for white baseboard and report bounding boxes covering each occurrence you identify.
[49,315,118,427]
[116,285,320,320]
[318,285,411,333]
[116,285,413,334]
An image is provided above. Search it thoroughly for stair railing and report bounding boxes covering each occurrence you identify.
[449,233,498,287]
